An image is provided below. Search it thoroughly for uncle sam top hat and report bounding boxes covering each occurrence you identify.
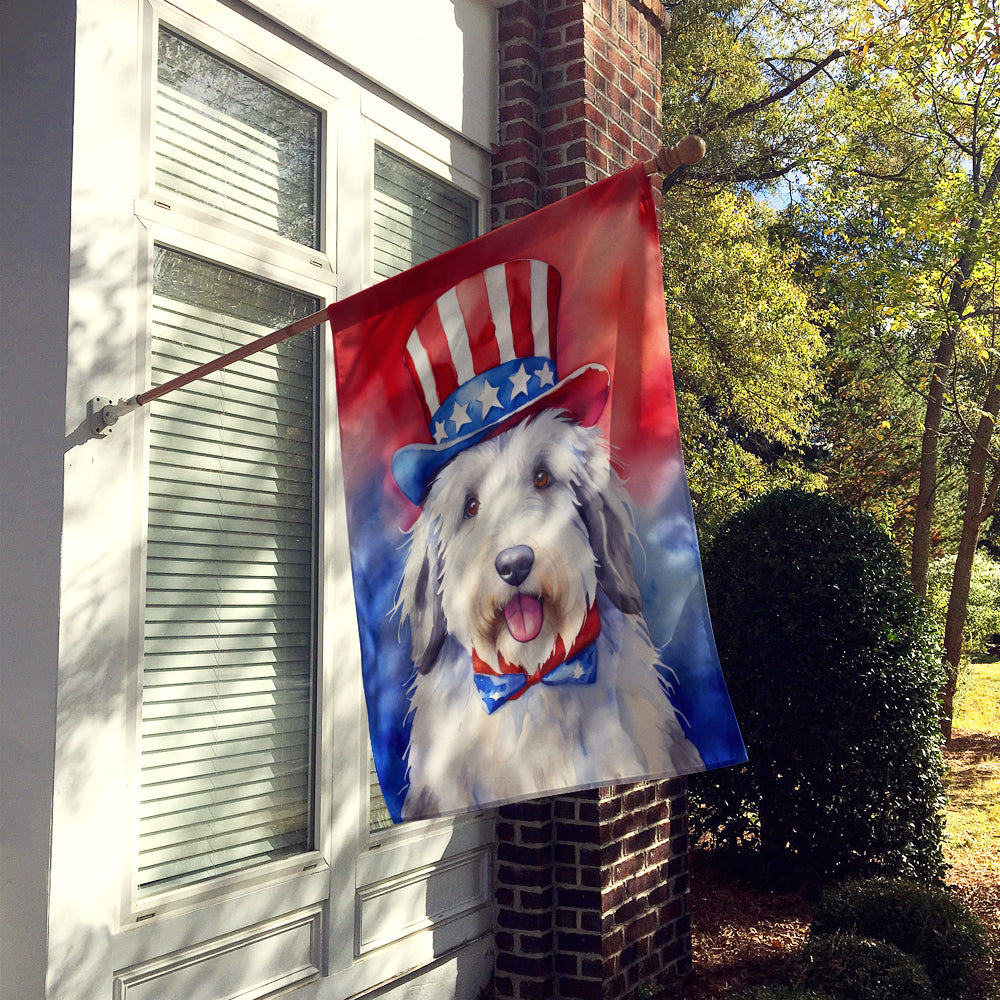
[392,259,611,505]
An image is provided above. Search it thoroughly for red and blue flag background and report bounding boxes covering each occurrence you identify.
[329,164,745,822]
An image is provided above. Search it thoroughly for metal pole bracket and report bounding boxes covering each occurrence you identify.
[88,396,140,438]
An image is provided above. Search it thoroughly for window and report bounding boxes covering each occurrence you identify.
[139,248,319,895]
[155,28,320,247]
[57,0,497,992]
[372,145,477,279]
[136,27,323,897]
[367,146,478,832]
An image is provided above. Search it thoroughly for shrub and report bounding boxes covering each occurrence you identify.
[811,878,988,999]
[792,933,934,1000]
[693,488,946,882]
[927,551,1000,658]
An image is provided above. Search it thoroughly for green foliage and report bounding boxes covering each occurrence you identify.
[658,1,839,539]
[693,488,947,882]
[661,0,852,193]
[664,190,826,537]
[791,934,934,1000]
[811,878,988,999]
[927,550,1000,658]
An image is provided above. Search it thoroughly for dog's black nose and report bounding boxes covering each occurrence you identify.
[495,545,534,587]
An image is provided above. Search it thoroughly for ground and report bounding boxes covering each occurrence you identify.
[664,726,1000,999]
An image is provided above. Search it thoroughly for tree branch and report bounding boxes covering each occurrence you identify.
[702,49,847,133]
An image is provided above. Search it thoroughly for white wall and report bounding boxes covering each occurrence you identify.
[244,0,498,151]
[0,0,76,994]
[1,1,499,997]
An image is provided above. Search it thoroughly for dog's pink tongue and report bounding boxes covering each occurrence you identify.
[504,594,543,643]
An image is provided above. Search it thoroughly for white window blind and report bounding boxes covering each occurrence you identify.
[368,147,477,831]
[156,27,320,248]
[138,248,319,895]
[373,146,477,280]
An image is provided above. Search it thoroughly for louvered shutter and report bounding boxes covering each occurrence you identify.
[138,248,319,895]
[368,147,477,831]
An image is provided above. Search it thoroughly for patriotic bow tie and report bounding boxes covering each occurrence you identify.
[472,605,601,714]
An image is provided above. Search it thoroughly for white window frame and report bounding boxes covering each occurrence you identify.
[123,0,339,931]
[111,0,496,992]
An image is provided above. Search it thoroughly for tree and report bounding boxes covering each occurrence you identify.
[661,0,854,195]
[659,0,846,537]
[661,188,825,536]
[800,0,1000,736]
[660,0,999,737]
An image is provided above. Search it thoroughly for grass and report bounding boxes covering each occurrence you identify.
[955,658,1000,734]
[942,657,1000,1000]
[945,659,1000,868]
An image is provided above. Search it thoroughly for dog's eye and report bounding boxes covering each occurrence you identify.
[464,494,480,518]
[533,468,550,489]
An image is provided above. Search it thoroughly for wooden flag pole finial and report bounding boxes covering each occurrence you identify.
[643,135,706,176]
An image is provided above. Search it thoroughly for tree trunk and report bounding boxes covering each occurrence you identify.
[940,374,1000,741]
[910,329,955,598]
[910,160,1000,596]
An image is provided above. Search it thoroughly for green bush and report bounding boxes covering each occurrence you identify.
[927,551,1000,658]
[693,488,946,882]
[792,933,934,1000]
[811,878,988,999]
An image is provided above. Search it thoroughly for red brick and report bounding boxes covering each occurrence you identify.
[559,979,603,1000]
[626,868,658,896]
[556,951,579,976]
[542,66,566,89]
[520,891,552,917]
[542,39,586,70]
[519,930,555,955]
[503,79,541,105]
[498,907,551,932]
[546,117,590,147]
[514,976,555,1000]
[625,910,658,945]
[496,952,551,978]
[492,6,691,993]
[503,120,543,144]
[498,863,552,889]
[624,826,656,854]
[502,40,538,63]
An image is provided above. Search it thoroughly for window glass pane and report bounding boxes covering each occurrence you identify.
[373,146,477,279]
[139,246,318,895]
[369,149,478,832]
[156,28,320,248]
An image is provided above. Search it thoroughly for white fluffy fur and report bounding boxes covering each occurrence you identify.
[398,410,704,819]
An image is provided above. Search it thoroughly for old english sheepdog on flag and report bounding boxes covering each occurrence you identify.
[330,163,745,822]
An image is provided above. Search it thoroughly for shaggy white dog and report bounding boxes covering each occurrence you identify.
[398,409,704,819]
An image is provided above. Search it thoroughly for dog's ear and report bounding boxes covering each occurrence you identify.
[400,514,448,674]
[575,464,643,616]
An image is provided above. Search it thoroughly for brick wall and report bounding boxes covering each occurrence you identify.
[490,6,692,998]
[492,0,668,226]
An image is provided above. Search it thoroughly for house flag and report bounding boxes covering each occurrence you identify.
[329,163,746,822]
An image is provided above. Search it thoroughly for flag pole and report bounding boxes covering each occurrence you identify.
[88,136,705,438]
[87,307,330,437]
[642,134,706,176]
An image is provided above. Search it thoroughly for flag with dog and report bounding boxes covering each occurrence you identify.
[330,163,746,822]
